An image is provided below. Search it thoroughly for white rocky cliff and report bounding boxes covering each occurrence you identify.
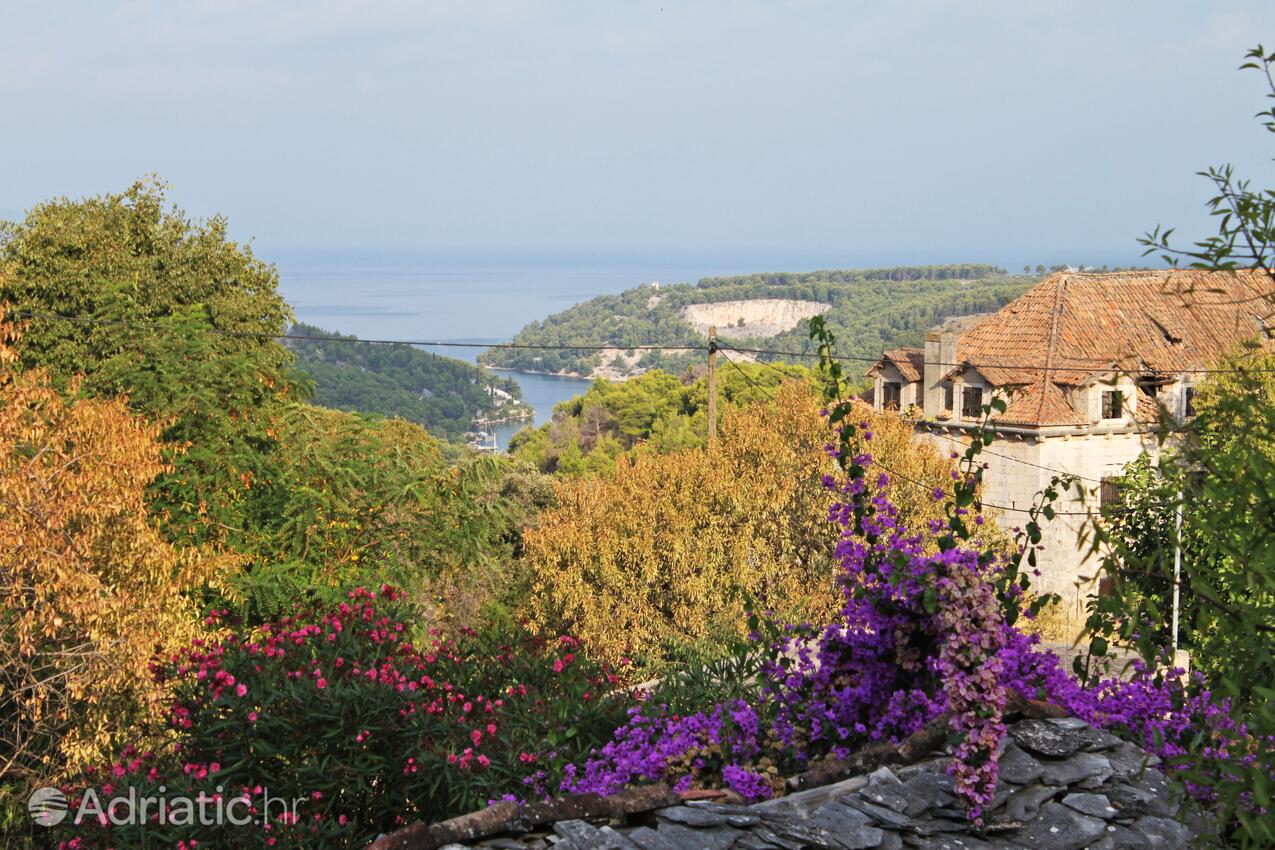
[680,299,830,339]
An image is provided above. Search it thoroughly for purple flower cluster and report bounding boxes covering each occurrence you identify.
[720,764,773,801]
[934,552,1009,819]
[559,434,1255,819]
[1000,631,1263,803]
[561,700,768,800]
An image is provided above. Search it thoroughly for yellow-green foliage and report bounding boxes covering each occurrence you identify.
[509,361,812,476]
[236,404,548,620]
[522,382,983,665]
[0,312,234,783]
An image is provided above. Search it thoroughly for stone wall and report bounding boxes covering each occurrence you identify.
[369,717,1195,850]
[918,428,1167,634]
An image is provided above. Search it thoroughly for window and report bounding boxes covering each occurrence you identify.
[1184,387,1196,418]
[1101,390,1123,420]
[1137,377,1159,399]
[882,381,902,410]
[961,386,983,418]
[1100,476,1120,507]
[942,381,954,411]
[1098,574,1116,597]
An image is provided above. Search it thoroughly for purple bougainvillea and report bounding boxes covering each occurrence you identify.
[561,699,767,799]
[562,437,1254,819]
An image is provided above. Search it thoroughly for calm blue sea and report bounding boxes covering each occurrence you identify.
[274,253,814,448]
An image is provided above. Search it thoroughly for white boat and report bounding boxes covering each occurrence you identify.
[465,412,499,452]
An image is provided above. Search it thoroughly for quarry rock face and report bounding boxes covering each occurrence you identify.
[367,718,1194,850]
[680,299,830,339]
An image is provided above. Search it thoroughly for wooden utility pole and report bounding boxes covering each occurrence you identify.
[707,325,718,448]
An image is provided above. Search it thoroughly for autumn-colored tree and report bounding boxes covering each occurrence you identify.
[0,311,234,785]
[0,179,302,553]
[522,381,993,666]
[0,183,555,627]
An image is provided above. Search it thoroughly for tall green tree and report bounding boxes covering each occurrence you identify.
[0,179,300,549]
[1087,46,1275,846]
[1,181,558,625]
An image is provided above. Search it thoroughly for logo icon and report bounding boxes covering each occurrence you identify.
[28,787,68,827]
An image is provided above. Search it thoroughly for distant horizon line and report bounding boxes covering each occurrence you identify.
[265,246,1157,272]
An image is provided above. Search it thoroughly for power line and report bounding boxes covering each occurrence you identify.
[716,340,1111,506]
[9,311,706,354]
[719,347,778,403]
[922,430,1106,486]
[715,371,1111,515]
[717,350,1074,514]
[720,341,1111,486]
[10,307,1143,516]
[717,340,802,382]
[868,455,1119,518]
[11,310,1275,375]
[727,344,1275,375]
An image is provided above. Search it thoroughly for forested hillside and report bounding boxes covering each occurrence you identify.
[478,264,1035,378]
[287,323,529,440]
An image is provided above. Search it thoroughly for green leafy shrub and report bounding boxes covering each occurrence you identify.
[231,406,537,621]
[1088,45,1275,846]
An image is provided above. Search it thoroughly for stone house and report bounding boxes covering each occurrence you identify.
[867,269,1275,629]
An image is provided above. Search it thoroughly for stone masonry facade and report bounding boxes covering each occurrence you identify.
[867,270,1275,633]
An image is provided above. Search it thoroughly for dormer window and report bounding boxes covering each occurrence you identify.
[1101,390,1123,420]
[961,387,983,418]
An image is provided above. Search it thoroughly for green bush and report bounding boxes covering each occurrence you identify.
[1088,45,1275,845]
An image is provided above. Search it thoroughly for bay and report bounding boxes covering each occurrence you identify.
[488,370,593,449]
[273,253,739,449]
[272,251,860,448]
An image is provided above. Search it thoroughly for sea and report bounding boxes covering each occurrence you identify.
[274,252,812,449]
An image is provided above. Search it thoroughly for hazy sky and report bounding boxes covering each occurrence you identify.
[3,1,1275,268]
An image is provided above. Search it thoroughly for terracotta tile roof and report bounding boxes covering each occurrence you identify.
[992,380,1087,427]
[1135,388,1161,425]
[953,269,1275,387]
[867,347,925,382]
[943,269,1275,429]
